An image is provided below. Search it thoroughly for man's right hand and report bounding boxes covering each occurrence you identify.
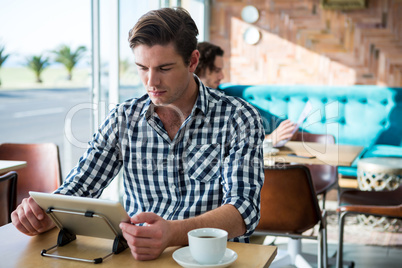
[11,197,55,236]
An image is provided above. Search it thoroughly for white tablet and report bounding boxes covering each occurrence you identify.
[29,191,130,240]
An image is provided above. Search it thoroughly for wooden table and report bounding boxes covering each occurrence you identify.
[0,224,277,268]
[0,160,27,174]
[264,141,364,167]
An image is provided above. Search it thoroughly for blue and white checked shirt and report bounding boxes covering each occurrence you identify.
[56,78,265,242]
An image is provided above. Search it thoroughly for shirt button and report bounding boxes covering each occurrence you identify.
[169,155,175,160]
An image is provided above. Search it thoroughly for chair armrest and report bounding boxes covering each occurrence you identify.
[336,205,402,218]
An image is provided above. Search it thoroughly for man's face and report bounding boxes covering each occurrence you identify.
[200,56,224,89]
[134,43,198,107]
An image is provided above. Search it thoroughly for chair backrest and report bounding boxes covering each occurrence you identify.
[0,143,62,208]
[293,132,337,195]
[294,132,335,144]
[256,165,322,234]
[0,171,18,226]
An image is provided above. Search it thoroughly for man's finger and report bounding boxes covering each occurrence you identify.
[11,210,30,235]
[27,197,45,220]
[130,212,159,225]
[120,221,158,239]
[18,205,38,235]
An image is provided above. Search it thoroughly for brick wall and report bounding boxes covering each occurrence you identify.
[209,0,402,86]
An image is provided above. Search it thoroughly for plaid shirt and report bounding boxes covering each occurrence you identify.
[56,78,265,242]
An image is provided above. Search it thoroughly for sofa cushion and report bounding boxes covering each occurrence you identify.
[363,145,402,158]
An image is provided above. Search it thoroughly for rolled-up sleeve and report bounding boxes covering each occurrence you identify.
[221,102,265,239]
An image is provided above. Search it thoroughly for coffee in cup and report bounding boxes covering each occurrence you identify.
[187,228,228,264]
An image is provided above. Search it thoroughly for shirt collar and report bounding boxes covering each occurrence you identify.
[140,98,152,117]
[192,74,208,116]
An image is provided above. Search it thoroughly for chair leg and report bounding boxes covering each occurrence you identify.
[335,211,355,268]
[288,238,302,264]
[322,211,328,268]
[336,211,346,268]
[318,229,323,268]
[322,192,327,210]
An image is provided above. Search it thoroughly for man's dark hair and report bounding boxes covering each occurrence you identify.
[128,7,198,66]
[195,42,224,77]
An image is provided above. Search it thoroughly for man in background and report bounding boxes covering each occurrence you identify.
[195,41,224,89]
[196,41,296,146]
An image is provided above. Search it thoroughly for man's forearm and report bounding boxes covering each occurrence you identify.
[167,204,246,247]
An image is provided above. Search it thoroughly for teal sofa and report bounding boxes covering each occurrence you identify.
[219,83,402,177]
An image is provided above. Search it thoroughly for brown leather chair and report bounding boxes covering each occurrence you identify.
[336,185,402,268]
[0,143,62,208]
[254,165,328,268]
[0,171,18,226]
[293,132,338,209]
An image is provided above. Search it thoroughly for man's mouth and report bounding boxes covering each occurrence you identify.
[148,90,166,97]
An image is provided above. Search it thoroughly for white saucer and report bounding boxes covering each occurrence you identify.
[172,247,237,268]
[263,148,279,155]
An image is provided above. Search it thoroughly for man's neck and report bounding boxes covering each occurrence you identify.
[155,76,199,140]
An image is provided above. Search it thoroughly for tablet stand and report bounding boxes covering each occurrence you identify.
[41,207,128,264]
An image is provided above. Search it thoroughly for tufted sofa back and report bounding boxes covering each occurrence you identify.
[220,84,402,149]
[220,83,402,176]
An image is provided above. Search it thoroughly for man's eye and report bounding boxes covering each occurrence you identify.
[160,67,172,71]
[136,65,147,71]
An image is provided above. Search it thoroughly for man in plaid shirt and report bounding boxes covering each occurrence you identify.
[12,7,265,261]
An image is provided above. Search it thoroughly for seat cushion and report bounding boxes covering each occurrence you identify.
[363,144,402,158]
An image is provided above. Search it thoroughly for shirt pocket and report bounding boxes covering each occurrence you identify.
[184,143,221,183]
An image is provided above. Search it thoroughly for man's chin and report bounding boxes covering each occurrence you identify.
[150,98,170,107]
[151,100,166,106]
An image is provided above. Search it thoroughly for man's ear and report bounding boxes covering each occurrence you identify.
[189,49,200,72]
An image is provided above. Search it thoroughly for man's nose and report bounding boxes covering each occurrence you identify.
[219,71,224,80]
[147,70,160,87]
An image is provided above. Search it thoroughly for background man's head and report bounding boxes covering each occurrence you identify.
[128,7,198,66]
[195,42,224,89]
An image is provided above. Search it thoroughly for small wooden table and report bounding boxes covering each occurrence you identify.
[0,224,277,268]
[0,160,27,174]
[264,141,364,167]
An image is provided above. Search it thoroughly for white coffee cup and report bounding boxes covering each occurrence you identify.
[188,228,228,264]
[263,139,273,152]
